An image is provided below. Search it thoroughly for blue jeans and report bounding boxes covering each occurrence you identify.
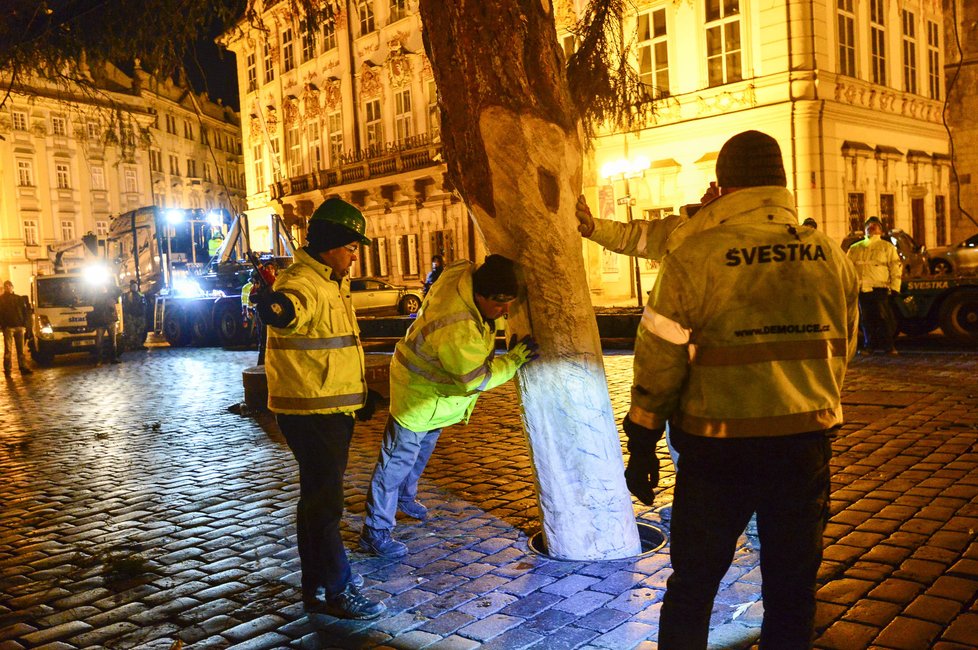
[364,416,441,530]
[659,428,831,650]
[278,412,354,598]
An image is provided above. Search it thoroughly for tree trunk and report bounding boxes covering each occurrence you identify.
[419,0,641,560]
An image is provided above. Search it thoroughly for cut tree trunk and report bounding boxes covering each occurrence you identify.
[419,0,641,560]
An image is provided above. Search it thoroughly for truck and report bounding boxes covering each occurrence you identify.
[104,206,295,348]
[30,265,124,366]
[892,276,978,344]
[842,228,978,344]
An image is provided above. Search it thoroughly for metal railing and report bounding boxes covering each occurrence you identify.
[269,131,442,200]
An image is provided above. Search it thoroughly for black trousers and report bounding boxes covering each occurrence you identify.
[278,412,354,598]
[659,428,832,650]
[858,288,895,351]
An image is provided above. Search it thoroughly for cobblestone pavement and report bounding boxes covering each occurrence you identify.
[1,347,977,650]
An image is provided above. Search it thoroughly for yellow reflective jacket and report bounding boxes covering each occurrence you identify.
[629,187,860,438]
[390,260,519,431]
[590,212,688,260]
[265,248,366,415]
[846,235,903,293]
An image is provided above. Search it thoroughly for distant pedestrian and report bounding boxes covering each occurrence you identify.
[360,254,538,558]
[625,130,859,648]
[0,280,34,375]
[122,280,147,351]
[87,283,121,365]
[253,198,386,620]
[847,216,902,355]
[422,255,444,296]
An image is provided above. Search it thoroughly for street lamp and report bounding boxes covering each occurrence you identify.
[601,157,651,307]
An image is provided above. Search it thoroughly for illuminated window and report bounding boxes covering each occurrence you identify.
[395,89,413,142]
[705,0,741,87]
[51,116,67,136]
[357,0,375,36]
[96,220,108,237]
[322,19,337,51]
[390,0,408,22]
[870,0,886,86]
[364,99,383,149]
[286,124,303,176]
[61,219,76,241]
[301,23,316,62]
[91,165,106,190]
[427,80,440,139]
[17,160,33,186]
[837,0,856,77]
[902,10,917,94]
[927,21,941,100]
[263,41,275,84]
[125,168,137,193]
[23,220,38,246]
[282,28,295,72]
[246,53,257,92]
[12,110,27,131]
[638,8,669,98]
[328,111,344,165]
[308,121,322,170]
[253,144,265,191]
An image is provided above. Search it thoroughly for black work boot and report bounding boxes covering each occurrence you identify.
[358,526,408,558]
[306,583,386,620]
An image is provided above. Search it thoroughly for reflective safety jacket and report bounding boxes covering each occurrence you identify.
[590,212,687,261]
[629,187,860,439]
[390,260,519,431]
[846,235,903,293]
[265,248,366,415]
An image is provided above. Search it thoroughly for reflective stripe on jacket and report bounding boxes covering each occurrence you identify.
[590,212,687,261]
[265,248,366,415]
[390,260,518,431]
[629,187,860,439]
[846,236,903,293]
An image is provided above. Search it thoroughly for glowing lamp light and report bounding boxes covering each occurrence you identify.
[207,211,223,228]
[171,279,204,297]
[601,157,652,180]
[166,209,185,224]
[82,264,111,286]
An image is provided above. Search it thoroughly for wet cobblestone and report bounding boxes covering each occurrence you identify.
[1,347,977,648]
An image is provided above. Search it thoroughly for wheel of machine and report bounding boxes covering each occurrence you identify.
[930,259,953,275]
[216,302,247,347]
[399,295,422,315]
[939,290,978,344]
[162,306,191,347]
[31,341,54,367]
[189,306,217,347]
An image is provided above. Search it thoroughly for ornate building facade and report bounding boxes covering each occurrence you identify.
[221,1,484,287]
[0,62,246,291]
[560,0,951,302]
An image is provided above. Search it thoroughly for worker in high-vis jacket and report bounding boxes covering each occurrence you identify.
[253,198,385,621]
[359,254,538,558]
[623,131,859,649]
[846,216,903,355]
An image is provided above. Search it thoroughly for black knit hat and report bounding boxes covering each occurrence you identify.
[864,216,883,229]
[472,254,519,300]
[307,221,362,255]
[716,130,787,189]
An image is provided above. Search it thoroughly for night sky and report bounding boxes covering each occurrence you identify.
[185,32,240,111]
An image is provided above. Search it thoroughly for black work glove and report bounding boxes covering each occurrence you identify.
[253,290,295,328]
[356,391,377,422]
[622,416,664,506]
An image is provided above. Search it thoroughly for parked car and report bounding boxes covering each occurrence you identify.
[927,232,978,276]
[840,228,930,277]
[350,277,423,315]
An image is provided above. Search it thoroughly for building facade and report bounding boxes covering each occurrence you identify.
[221,1,484,288]
[561,0,951,302]
[0,62,246,291]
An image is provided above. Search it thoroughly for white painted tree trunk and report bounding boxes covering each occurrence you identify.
[419,1,641,560]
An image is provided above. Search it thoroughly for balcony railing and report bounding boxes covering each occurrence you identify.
[269,131,442,200]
